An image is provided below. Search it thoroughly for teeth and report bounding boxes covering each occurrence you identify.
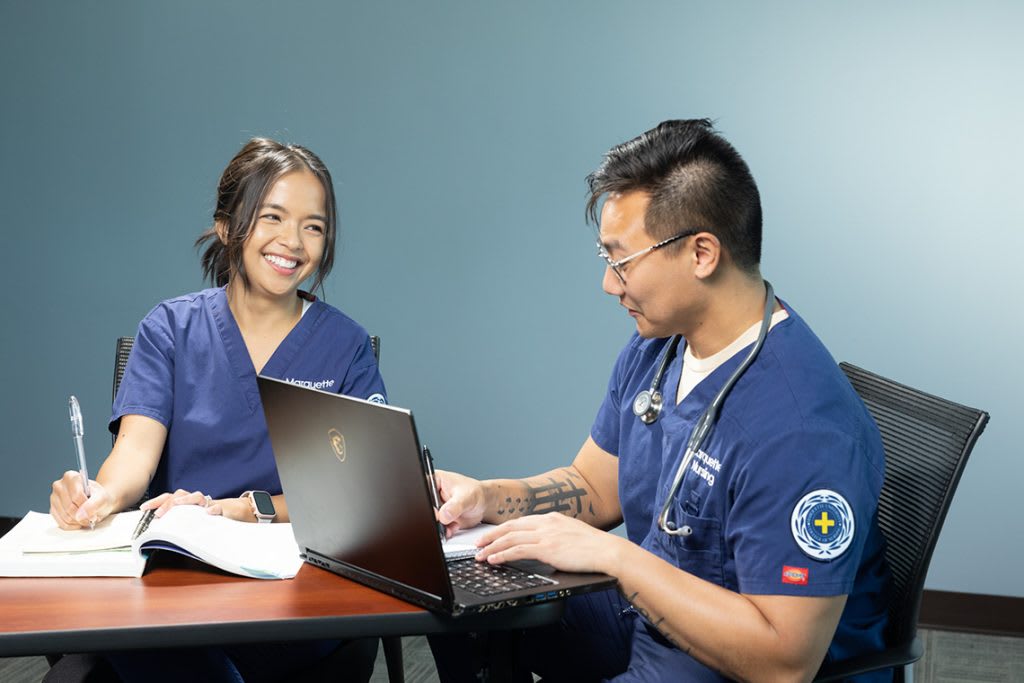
[264,254,298,269]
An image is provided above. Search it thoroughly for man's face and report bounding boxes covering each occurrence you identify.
[598,191,697,338]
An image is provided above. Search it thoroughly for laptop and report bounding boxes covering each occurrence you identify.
[257,376,616,616]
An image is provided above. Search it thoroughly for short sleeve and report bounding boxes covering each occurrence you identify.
[727,423,882,597]
[109,305,176,433]
[339,334,388,403]
[590,339,639,457]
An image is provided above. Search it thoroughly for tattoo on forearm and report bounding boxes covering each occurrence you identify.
[496,495,528,516]
[625,591,689,653]
[495,470,591,519]
[526,471,588,517]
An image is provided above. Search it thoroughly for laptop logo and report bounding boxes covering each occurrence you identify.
[328,428,346,462]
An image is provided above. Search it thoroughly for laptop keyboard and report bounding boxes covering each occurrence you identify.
[448,559,557,596]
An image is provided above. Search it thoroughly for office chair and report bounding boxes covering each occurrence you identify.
[813,363,989,683]
[45,335,399,683]
[111,337,133,446]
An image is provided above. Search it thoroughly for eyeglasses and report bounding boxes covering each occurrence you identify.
[597,230,699,284]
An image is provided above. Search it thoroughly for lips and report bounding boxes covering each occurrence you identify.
[264,253,299,270]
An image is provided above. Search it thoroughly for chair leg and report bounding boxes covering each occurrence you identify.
[383,636,405,683]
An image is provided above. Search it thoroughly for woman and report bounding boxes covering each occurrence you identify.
[49,138,385,681]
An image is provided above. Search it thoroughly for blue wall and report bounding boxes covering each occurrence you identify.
[2,1,1021,597]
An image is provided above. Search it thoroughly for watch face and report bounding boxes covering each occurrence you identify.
[251,491,275,516]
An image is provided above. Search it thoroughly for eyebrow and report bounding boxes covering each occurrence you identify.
[261,203,327,223]
[600,237,624,254]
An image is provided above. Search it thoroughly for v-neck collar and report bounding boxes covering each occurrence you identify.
[658,339,743,437]
[209,287,322,413]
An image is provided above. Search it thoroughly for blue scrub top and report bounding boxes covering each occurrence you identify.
[592,302,889,680]
[110,287,387,500]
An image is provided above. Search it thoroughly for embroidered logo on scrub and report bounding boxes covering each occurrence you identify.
[328,428,346,462]
[781,566,809,585]
[791,489,855,561]
[689,450,721,488]
[367,393,386,404]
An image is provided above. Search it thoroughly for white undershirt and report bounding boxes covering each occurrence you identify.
[301,297,312,318]
[676,308,789,405]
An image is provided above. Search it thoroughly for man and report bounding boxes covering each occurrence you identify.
[433,119,889,682]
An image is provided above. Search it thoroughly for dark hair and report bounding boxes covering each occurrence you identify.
[195,138,338,295]
[585,119,762,272]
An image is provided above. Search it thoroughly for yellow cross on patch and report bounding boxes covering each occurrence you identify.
[814,511,836,534]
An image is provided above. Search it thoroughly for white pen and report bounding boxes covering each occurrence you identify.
[68,395,91,500]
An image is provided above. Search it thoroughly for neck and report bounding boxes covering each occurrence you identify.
[683,273,772,360]
[224,281,302,334]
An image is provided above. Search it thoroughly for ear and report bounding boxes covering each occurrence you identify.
[692,232,722,280]
[214,220,229,245]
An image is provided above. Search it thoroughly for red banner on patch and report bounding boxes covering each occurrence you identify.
[782,566,809,585]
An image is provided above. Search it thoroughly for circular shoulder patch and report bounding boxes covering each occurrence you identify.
[790,489,855,561]
[366,393,387,405]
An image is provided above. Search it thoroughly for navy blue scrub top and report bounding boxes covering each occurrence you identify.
[110,287,387,499]
[591,301,890,680]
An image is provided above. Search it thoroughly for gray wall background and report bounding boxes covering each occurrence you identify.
[1,1,1020,597]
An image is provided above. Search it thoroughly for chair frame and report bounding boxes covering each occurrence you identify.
[814,362,989,682]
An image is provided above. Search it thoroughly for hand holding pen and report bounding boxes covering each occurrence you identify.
[69,396,90,499]
[49,396,101,529]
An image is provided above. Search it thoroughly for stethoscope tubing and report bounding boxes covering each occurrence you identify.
[652,281,776,537]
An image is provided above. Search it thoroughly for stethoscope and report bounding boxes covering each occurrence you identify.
[632,281,775,537]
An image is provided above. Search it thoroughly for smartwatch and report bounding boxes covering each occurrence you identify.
[242,490,275,524]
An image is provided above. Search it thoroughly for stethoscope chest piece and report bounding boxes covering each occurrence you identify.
[633,389,663,425]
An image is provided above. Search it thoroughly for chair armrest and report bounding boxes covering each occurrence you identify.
[814,636,922,682]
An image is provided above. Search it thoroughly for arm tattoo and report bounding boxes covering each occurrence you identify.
[496,496,528,516]
[495,469,591,519]
[625,591,690,654]
[525,470,588,517]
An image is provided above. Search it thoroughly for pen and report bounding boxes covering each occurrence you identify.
[422,445,446,543]
[68,395,91,500]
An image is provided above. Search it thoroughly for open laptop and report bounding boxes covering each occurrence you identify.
[257,376,616,616]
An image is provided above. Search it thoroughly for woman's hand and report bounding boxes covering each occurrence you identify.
[141,489,222,518]
[50,470,114,529]
[140,490,256,522]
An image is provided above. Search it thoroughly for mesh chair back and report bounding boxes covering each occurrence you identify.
[113,336,134,400]
[112,337,135,446]
[839,362,988,648]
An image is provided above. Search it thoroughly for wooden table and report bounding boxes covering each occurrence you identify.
[0,553,562,657]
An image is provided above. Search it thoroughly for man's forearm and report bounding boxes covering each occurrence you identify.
[602,537,841,683]
[482,467,609,526]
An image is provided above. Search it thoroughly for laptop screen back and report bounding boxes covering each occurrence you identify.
[258,376,451,605]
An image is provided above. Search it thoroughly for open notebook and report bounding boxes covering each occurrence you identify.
[0,505,304,579]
